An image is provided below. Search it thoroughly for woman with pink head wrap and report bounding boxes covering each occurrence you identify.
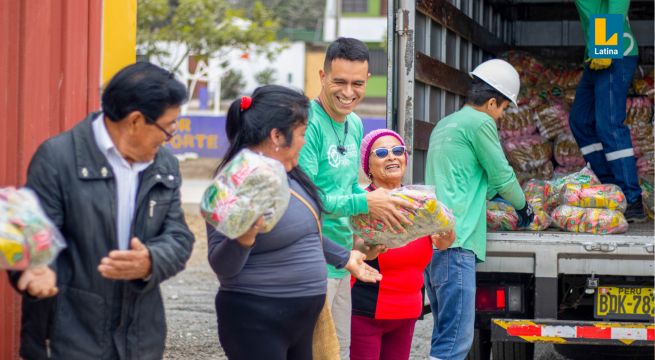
[350,129,454,360]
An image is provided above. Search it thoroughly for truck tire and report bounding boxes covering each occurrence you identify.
[466,329,491,360]
[491,341,533,360]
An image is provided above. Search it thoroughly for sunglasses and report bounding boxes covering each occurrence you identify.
[372,145,406,159]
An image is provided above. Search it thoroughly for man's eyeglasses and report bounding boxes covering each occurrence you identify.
[145,115,177,141]
[372,145,406,159]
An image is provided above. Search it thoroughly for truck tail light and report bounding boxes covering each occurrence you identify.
[476,285,524,312]
[476,286,506,311]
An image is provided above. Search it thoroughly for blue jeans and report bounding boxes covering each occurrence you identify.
[424,247,477,360]
[569,56,641,203]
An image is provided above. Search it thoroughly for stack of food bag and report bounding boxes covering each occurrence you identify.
[498,105,537,140]
[0,187,66,270]
[200,149,290,239]
[486,180,552,231]
[553,134,586,170]
[499,51,588,180]
[626,97,654,176]
[351,185,454,249]
[533,101,571,141]
[503,135,553,183]
[551,183,628,234]
[496,51,653,222]
[550,69,583,90]
[632,67,654,100]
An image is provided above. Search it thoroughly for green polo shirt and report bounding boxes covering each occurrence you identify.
[425,106,526,262]
[575,0,638,60]
[299,100,368,278]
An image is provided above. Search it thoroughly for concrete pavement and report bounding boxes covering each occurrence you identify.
[181,179,212,205]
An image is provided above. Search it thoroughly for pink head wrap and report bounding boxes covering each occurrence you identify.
[360,128,407,177]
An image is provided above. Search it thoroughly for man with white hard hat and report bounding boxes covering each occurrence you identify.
[424,59,533,360]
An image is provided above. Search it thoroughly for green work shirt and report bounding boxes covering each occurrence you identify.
[575,0,638,59]
[299,100,368,278]
[425,106,526,262]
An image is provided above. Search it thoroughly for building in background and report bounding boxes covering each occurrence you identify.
[319,0,388,100]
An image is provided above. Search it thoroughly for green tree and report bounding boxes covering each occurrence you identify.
[137,0,280,71]
[254,67,277,86]
[237,0,325,31]
[220,69,246,100]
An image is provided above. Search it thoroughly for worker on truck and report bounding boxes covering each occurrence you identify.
[423,59,533,360]
[570,0,646,222]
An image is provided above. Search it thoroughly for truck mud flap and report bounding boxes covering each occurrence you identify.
[491,318,655,346]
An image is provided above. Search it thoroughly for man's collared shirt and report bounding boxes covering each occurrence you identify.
[92,114,152,250]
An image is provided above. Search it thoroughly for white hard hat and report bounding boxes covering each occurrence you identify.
[470,59,520,106]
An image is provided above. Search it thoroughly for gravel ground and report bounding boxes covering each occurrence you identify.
[161,205,574,359]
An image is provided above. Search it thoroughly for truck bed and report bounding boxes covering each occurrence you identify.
[489,221,654,241]
[479,221,654,277]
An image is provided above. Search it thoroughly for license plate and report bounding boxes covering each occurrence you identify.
[595,286,654,320]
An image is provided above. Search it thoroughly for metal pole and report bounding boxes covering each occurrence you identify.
[335,0,341,39]
[394,0,415,184]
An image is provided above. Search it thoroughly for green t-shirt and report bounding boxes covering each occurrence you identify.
[425,106,525,262]
[575,0,638,59]
[299,100,368,278]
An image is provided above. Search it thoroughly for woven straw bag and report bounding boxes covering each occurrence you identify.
[290,189,340,360]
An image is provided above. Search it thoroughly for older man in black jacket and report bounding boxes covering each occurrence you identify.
[10,62,195,359]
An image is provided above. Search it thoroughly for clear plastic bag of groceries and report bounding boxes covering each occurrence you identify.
[351,185,454,249]
[545,166,601,212]
[0,187,66,270]
[640,177,654,219]
[551,205,628,234]
[486,197,551,232]
[486,200,519,231]
[200,149,290,239]
[559,183,627,213]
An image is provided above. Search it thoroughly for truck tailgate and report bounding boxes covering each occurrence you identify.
[478,222,654,277]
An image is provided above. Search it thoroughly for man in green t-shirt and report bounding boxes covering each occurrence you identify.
[424,59,533,360]
[299,37,412,359]
[570,0,645,222]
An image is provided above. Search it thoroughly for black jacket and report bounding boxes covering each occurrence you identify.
[11,113,195,359]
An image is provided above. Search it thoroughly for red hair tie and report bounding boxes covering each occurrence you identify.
[240,96,252,111]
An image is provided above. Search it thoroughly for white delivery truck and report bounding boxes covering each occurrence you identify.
[385,1,654,358]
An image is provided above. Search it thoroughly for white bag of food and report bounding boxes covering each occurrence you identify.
[200,149,290,239]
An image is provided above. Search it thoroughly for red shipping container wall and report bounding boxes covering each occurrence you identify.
[0,1,102,358]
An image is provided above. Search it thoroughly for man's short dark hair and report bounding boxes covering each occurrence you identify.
[466,77,510,106]
[323,37,370,72]
[102,62,188,123]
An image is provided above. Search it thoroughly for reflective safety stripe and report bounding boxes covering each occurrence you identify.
[606,148,635,161]
[497,320,655,342]
[580,143,603,155]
